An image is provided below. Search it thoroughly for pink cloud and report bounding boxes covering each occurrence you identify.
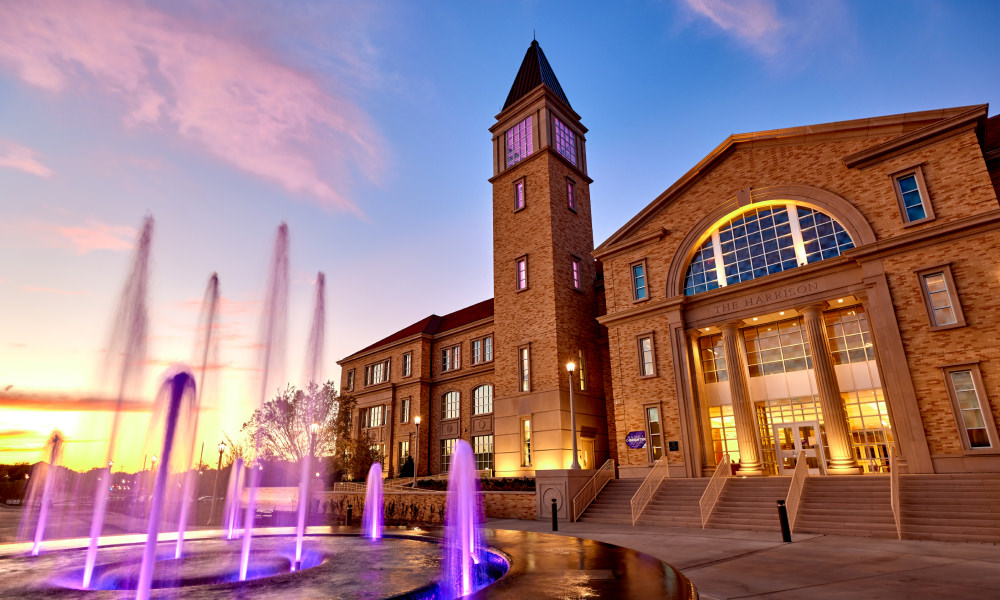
[0,1,384,215]
[56,219,136,254]
[20,285,89,296]
[681,0,784,54]
[0,138,54,177]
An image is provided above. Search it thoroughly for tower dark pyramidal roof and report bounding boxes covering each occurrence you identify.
[502,40,571,111]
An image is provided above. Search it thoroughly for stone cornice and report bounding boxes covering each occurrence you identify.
[845,209,1000,261]
[338,317,494,366]
[597,296,683,328]
[592,228,668,261]
[842,105,988,169]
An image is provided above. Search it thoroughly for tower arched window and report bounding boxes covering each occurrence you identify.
[683,204,855,296]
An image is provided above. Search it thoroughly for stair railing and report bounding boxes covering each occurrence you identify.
[630,456,670,525]
[699,454,731,528]
[890,446,902,539]
[784,450,808,532]
[571,459,615,522]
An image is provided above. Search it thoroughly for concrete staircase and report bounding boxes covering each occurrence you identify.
[900,473,1000,543]
[706,476,791,531]
[637,479,709,528]
[575,479,641,525]
[793,475,897,538]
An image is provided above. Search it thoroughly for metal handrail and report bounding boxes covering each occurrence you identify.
[699,454,731,528]
[571,459,615,522]
[890,446,901,539]
[630,457,670,525]
[784,450,808,532]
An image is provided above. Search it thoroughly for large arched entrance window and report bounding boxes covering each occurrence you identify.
[683,203,855,296]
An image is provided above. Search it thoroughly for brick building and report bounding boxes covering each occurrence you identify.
[339,41,1000,480]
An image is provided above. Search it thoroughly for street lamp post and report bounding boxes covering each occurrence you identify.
[413,416,421,481]
[567,362,581,470]
[208,441,225,525]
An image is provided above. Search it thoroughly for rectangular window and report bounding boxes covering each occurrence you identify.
[521,418,532,466]
[398,440,410,470]
[743,318,813,377]
[571,256,582,290]
[631,260,648,301]
[505,116,532,167]
[473,435,494,473]
[567,178,576,211]
[577,349,586,391]
[638,335,655,377]
[918,266,965,329]
[400,397,410,423]
[516,256,528,291]
[441,438,457,473]
[514,178,526,211]
[944,365,997,450]
[441,345,461,372]
[698,334,728,384]
[891,165,934,224]
[442,391,460,420]
[473,339,481,364]
[483,336,493,362]
[402,352,412,377]
[346,369,355,391]
[364,359,390,386]
[553,116,578,166]
[646,406,664,461]
[473,385,493,415]
[518,345,531,392]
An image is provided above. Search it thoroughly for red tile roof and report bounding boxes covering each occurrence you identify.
[341,298,494,361]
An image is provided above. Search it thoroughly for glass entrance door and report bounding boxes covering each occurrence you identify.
[773,421,825,475]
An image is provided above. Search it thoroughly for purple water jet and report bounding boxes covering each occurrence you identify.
[441,440,483,598]
[224,459,244,540]
[240,223,289,581]
[362,462,384,540]
[30,431,64,556]
[295,272,325,568]
[136,369,196,600]
[83,215,152,588]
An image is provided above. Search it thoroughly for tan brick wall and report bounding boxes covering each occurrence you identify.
[317,490,536,524]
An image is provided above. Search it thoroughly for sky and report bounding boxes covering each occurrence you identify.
[1,0,999,471]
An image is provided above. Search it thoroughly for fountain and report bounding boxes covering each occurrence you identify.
[441,440,483,598]
[295,272,325,568]
[30,431,64,556]
[362,462,383,540]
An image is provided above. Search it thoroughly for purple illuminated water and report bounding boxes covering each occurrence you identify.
[136,369,196,600]
[363,462,384,540]
[224,459,244,540]
[441,440,483,598]
[31,431,64,556]
[295,272,325,567]
[83,215,152,588]
[241,223,289,581]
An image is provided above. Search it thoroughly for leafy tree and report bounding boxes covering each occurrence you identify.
[239,381,340,463]
[398,455,414,478]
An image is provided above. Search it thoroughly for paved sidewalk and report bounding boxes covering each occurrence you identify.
[486,518,1000,599]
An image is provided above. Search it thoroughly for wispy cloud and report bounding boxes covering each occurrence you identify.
[0,392,149,412]
[56,219,136,254]
[0,138,54,177]
[680,0,784,54]
[0,0,385,215]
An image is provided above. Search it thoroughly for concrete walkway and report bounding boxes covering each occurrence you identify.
[486,518,1000,599]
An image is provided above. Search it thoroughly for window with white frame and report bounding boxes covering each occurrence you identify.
[631,261,647,301]
[483,336,493,362]
[944,366,997,450]
[473,435,494,472]
[571,256,582,290]
[364,359,390,386]
[521,418,532,466]
[397,440,410,470]
[472,336,493,365]
[918,266,965,329]
[553,116,578,166]
[442,391,460,420]
[683,204,855,296]
[577,349,586,391]
[567,178,576,211]
[402,352,412,377]
[514,178,526,211]
[638,335,655,377]
[473,385,493,415]
[646,406,664,460]
[363,404,384,428]
[346,369,355,391]
[518,345,531,392]
[505,116,532,167]
[400,397,410,423]
[516,256,528,291]
[892,166,934,224]
[442,345,461,372]
[441,438,457,472]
